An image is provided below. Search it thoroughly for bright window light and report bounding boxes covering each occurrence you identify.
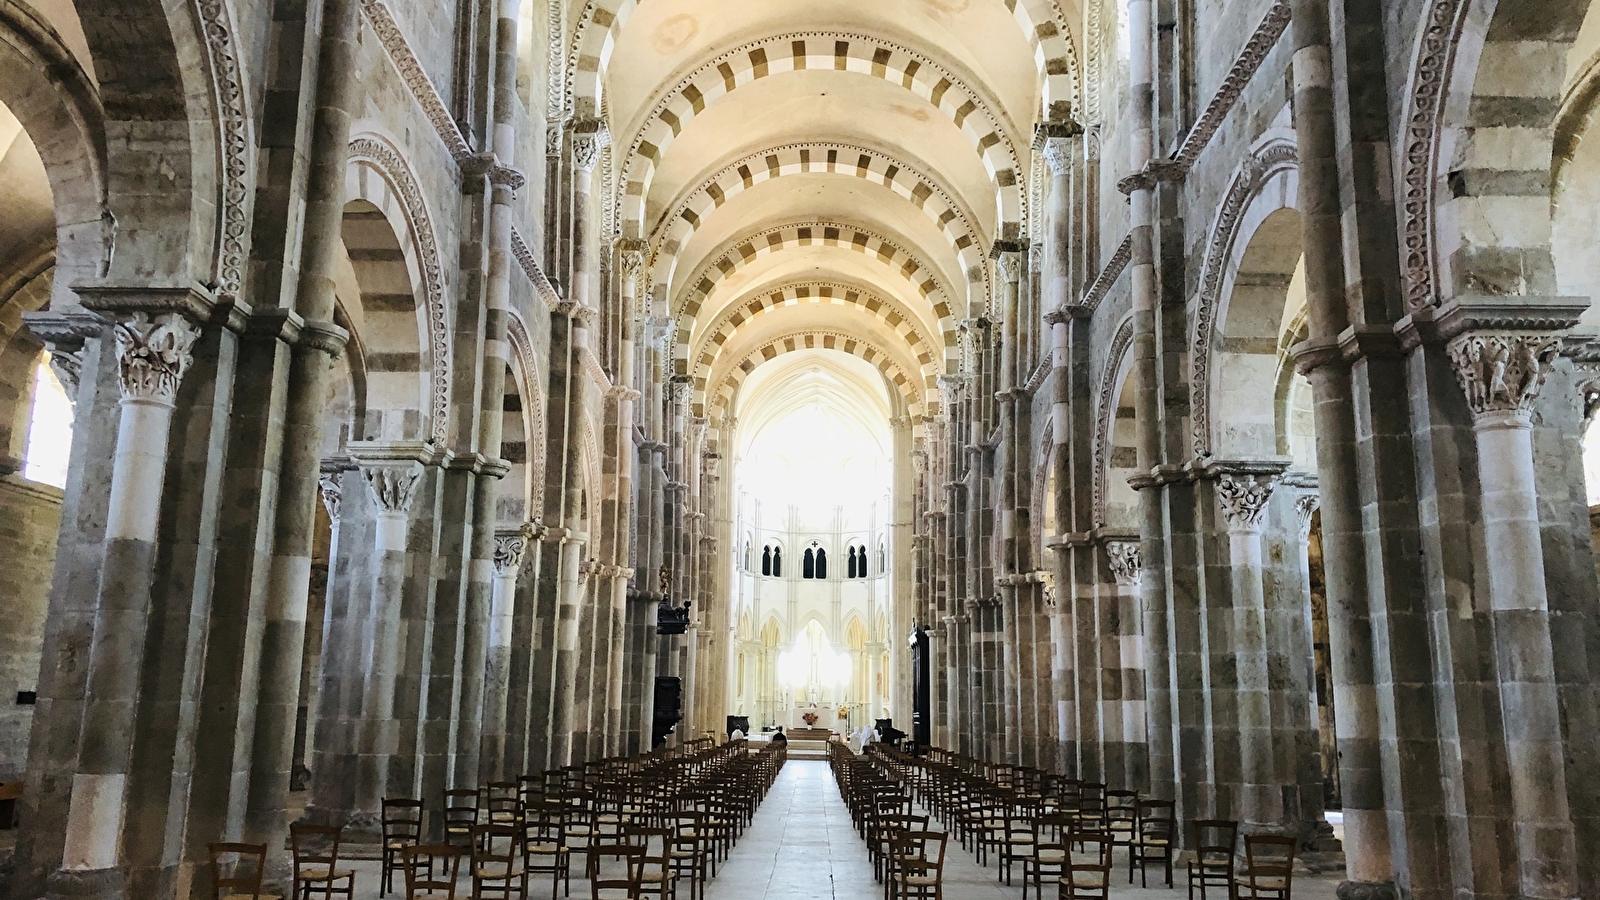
[23,357,73,488]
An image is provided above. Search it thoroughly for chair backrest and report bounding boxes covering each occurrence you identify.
[383,798,425,844]
[207,842,266,900]
[589,844,643,900]
[1070,831,1112,867]
[474,822,523,863]
[896,830,948,870]
[1136,799,1175,841]
[1062,862,1111,899]
[404,844,464,899]
[1242,834,1297,884]
[1193,818,1239,858]
[289,823,342,874]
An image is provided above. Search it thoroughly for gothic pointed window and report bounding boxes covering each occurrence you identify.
[815,548,827,579]
[772,547,782,577]
[847,546,858,579]
[762,545,772,576]
[802,547,816,579]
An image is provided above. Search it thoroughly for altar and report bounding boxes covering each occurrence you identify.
[787,701,839,730]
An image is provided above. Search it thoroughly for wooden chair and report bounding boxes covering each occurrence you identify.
[1235,834,1296,899]
[443,789,480,849]
[1060,862,1110,900]
[888,830,947,900]
[486,782,524,828]
[207,842,275,900]
[632,826,676,900]
[523,801,573,899]
[1130,799,1175,887]
[382,798,426,897]
[588,844,643,900]
[289,823,355,900]
[1018,814,1068,900]
[472,822,528,900]
[1104,790,1138,865]
[1186,819,1238,900]
[666,810,711,900]
[402,844,464,900]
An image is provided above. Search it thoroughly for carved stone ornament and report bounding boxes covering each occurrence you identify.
[1042,137,1073,177]
[1105,540,1142,587]
[1446,332,1559,420]
[318,472,343,521]
[1294,492,1320,540]
[363,465,420,514]
[992,243,1025,284]
[570,120,610,172]
[114,313,201,405]
[493,531,530,576]
[48,350,84,405]
[1216,473,1278,532]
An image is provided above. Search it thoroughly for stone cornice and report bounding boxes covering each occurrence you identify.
[1081,234,1132,314]
[510,228,564,310]
[358,0,472,161]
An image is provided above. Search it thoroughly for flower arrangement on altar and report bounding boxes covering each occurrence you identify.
[802,711,819,726]
[837,707,849,720]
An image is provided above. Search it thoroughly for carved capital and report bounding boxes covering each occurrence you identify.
[362,464,421,514]
[318,471,343,521]
[1105,540,1142,587]
[570,118,610,173]
[48,350,84,406]
[493,529,530,576]
[1446,331,1559,421]
[114,312,201,405]
[1294,492,1320,540]
[1216,472,1278,532]
[1041,138,1074,177]
[616,238,649,278]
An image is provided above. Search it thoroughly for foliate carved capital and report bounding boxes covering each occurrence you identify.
[318,472,343,521]
[493,529,530,576]
[114,313,201,405]
[570,118,610,172]
[1216,472,1278,531]
[1041,138,1074,177]
[616,238,649,278]
[1446,331,1559,421]
[1105,540,1142,587]
[991,241,1026,284]
[1294,492,1320,540]
[362,464,421,514]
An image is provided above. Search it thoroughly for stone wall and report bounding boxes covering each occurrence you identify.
[0,476,61,782]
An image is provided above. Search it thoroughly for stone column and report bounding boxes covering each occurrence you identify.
[291,471,347,791]
[1211,466,1284,828]
[309,457,421,829]
[482,523,533,779]
[244,0,360,867]
[1106,540,1146,784]
[50,312,200,894]
[1445,327,1577,900]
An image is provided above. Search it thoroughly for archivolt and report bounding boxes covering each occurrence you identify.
[347,134,452,445]
[707,329,931,427]
[649,142,989,304]
[687,280,943,394]
[1188,137,1297,459]
[506,313,548,517]
[673,221,958,373]
[1092,315,1134,529]
[616,32,1025,234]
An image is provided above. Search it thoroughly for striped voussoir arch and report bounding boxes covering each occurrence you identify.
[617,32,1025,234]
[687,281,944,396]
[672,221,958,374]
[704,330,933,426]
[565,0,1078,130]
[648,142,989,303]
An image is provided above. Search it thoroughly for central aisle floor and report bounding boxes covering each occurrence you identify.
[709,759,1343,900]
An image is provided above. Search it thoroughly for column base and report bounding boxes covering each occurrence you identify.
[1336,881,1397,900]
[44,867,126,900]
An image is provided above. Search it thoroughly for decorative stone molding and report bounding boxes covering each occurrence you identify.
[991,241,1026,284]
[1446,332,1559,420]
[348,136,451,445]
[1170,1,1291,170]
[114,313,201,405]
[1399,0,1472,311]
[1189,139,1299,457]
[1105,540,1142,587]
[196,0,253,301]
[1115,160,1186,195]
[1215,473,1279,532]
[363,465,421,515]
[357,0,473,161]
[318,472,342,521]
[1092,319,1136,525]
[48,349,83,404]
[1081,234,1131,314]
[510,228,564,310]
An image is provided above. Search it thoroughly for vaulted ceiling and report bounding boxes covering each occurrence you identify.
[583,0,1073,431]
